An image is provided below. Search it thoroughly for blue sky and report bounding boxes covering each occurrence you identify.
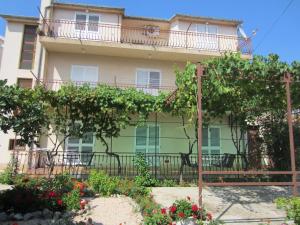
[0,0,299,63]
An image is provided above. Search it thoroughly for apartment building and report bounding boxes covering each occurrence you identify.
[0,0,252,170]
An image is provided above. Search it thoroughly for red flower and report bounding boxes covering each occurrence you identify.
[178,212,185,218]
[206,212,212,221]
[187,196,191,201]
[48,191,56,198]
[169,205,177,213]
[161,208,167,214]
[57,199,63,206]
[191,204,198,212]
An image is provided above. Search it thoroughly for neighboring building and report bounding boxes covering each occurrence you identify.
[0,36,3,73]
[0,0,252,171]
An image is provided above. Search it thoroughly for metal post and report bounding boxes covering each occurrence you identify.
[197,64,204,206]
[285,73,298,196]
[154,112,158,179]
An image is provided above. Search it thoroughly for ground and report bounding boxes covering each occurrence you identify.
[152,186,291,225]
[0,184,293,225]
[74,196,143,225]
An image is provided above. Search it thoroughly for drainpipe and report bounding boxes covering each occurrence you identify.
[185,22,192,48]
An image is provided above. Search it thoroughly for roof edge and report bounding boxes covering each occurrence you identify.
[53,2,125,14]
[0,14,39,24]
[170,14,243,26]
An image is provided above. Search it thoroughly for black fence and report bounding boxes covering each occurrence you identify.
[12,151,278,182]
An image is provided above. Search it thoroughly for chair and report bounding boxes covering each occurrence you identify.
[180,153,198,168]
[212,153,236,169]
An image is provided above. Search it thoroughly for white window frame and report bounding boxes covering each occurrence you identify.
[135,68,162,95]
[74,12,101,33]
[194,24,219,35]
[202,126,222,155]
[71,65,99,86]
[134,124,160,154]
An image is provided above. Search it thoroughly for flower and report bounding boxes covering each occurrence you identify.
[187,196,191,201]
[191,204,198,212]
[80,199,87,209]
[192,214,198,219]
[48,191,56,198]
[169,205,177,213]
[206,212,212,221]
[161,208,167,214]
[57,199,63,206]
[178,212,185,218]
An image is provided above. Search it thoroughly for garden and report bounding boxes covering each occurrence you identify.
[0,155,222,225]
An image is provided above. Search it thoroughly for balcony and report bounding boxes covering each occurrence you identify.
[39,19,252,61]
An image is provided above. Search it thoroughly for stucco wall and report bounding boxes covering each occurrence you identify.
[45,52,184,89]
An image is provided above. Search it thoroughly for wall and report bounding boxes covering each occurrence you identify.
[169,19,238,52]
[45,52,184,89]
[50,8,122,42]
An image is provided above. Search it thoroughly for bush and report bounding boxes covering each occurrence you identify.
[158,179,177,187]
[134,154,158,187]
[88,170,119,196]
[0,186,43,213]
[62,189,81,211]
[144,209,172,225]
[40,173,74,194]
[276,197,300,224]
[117,179,149,197]
[0,164,14,185]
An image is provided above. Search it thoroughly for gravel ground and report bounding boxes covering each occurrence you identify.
[75,196,143,225]
[152,186,292,225]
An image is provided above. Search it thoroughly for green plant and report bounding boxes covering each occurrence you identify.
[40,173,73,194]
[158,179,177,187]
[88,170,119,196]
[144,209,172,225]
[134,154,158,187]
[0,163,14,184]
[276,197,300,224]
[62,189,81,211]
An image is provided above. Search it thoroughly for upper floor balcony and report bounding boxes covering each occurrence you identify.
[39,19,252,62]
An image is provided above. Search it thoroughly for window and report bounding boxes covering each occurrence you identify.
[8,139,25,151]
[71,65,99,86]
[202,127,221,155]
[190,24,219,50]
[66,132,94,165]
[19,25,37,69]
[17,78,33,89]
[135,125,159,154]
[136,69,161,95]
[75,13,100,32]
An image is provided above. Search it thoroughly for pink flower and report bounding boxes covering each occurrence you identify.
[169,205,177,213]
[161,208,167,214]
[191,204,198,212]
[57,199,63,206]
[178,212,185,218]
[48,191,56,198]
[206,212,212,221]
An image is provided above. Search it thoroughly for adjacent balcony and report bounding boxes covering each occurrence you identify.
[39,19,252,61]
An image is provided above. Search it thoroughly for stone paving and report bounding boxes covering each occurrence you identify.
[152,186,292,225]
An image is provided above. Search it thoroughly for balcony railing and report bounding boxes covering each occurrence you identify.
[40,79,176,93]
[40,19,252,55]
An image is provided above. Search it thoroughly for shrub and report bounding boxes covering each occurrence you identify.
[158,179,177,187]
[134,154,158,187]
[40,173,73,194]
[275,197,300,224]
[0,164,14,185]
[62,189,81,211]
[144,209,172,225]
[88,170,119,196]
[0,186,43,213]
[117,179,149,197]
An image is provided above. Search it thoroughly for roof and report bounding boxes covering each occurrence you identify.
[0,14,39,24]
[52,2,241,26]
[171,14,242,26]
[52,2,125,14]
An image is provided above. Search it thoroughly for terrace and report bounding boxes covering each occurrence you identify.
[39,19,252,61]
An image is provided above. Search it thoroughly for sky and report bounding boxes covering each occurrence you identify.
[0,0,299,63]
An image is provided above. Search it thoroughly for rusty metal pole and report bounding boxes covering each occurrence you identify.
[285,73,298,196]
[197,64,204,206]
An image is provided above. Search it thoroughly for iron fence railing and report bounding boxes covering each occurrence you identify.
[12,151,275,181]
[40,19,252,55]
